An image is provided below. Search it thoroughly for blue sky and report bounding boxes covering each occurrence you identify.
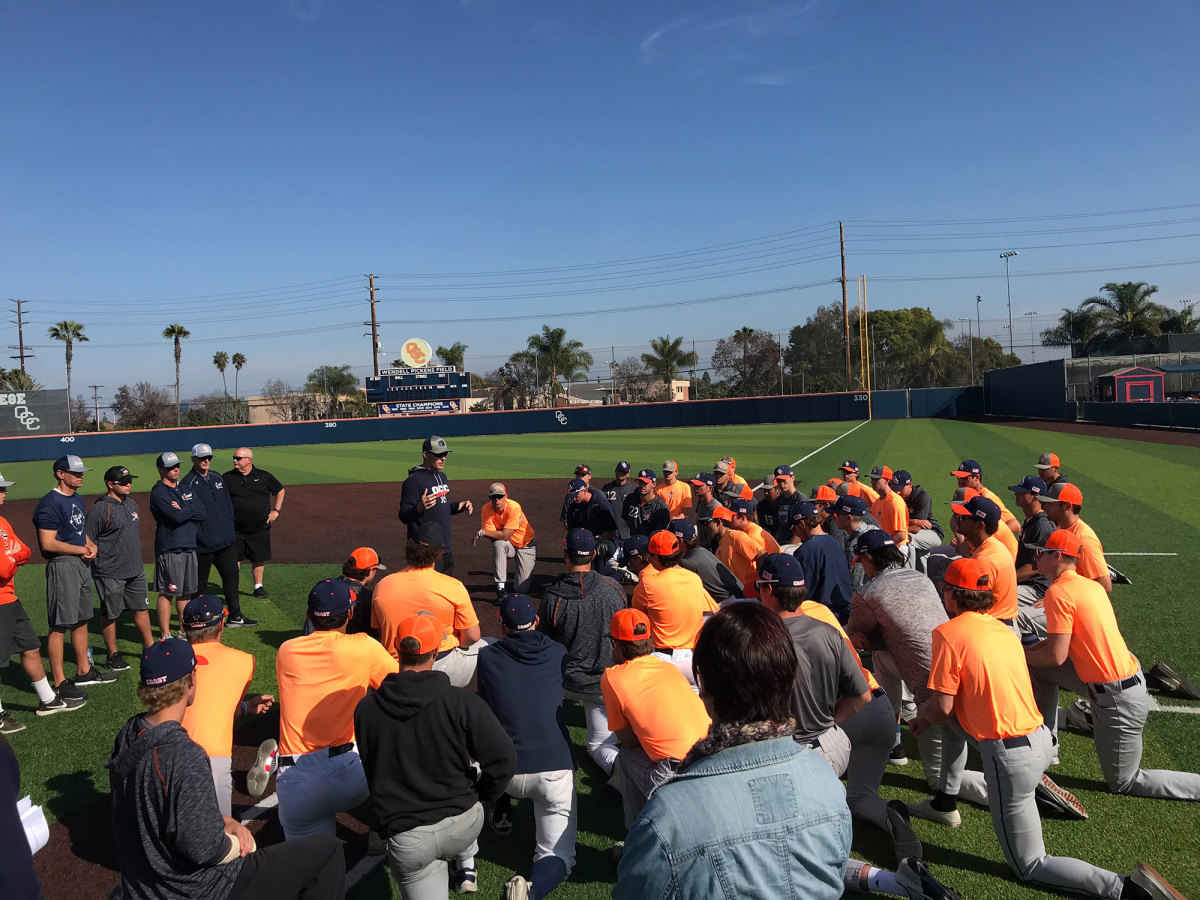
[2,1,1198,407]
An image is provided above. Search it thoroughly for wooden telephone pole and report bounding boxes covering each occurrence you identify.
[9,298,34,371]
[366,274,380,376]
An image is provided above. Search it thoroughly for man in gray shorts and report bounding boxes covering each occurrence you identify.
[33,455,117,697]
[149,452,207,639]
[86,466,154,670]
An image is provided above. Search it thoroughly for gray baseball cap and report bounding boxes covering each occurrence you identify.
[422,435,451,455]
[190,443,214,458]
[156,452,182,469]
[0,472,14,488]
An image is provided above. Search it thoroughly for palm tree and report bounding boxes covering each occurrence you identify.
[0,369,41,390]
[1041,306,1106,355]
[1081,282,1168,340]
[232,352,246,399]
[641,335,698,388]
[47,321,88,429]
[521,326,592,403]
[162,324,191,426]
[1160,303,1197,335]
[435,342,468,372]
[213,351,229,395]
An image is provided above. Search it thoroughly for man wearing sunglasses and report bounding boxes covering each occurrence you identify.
[150,452,207,639]
[224,448,285,599]
[399,435,472,575]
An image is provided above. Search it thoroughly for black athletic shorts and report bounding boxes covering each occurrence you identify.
[235,530,272,564]
[0,602,40,659]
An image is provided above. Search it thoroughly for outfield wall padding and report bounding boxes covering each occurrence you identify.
[908,386,984,418]
[1079,401,1200,430]
[984,360,1074,421]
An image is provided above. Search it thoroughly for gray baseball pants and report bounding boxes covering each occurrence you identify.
[872,650,945,790]
[840,689,896,830]
[1016,583,1048,638]
[492,540,536,593]
[904,528,942,571]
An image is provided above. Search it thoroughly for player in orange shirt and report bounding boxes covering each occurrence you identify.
[632,531,718,687]
[601,608,710,828]
[838,460,879,505]
[373,521,492,687]
[1025,530,1200,802]
[867,465,909,547]
[909,557,1178,900]
[953,487,1017,559]
[179,595,274,813]
[1040,482,1112,593]
[274,579,398,839]
[710,506,764,599]
[654,461,692,520]
[951,459,1020,534]
[474,482,536,602]
[727,498,781,555]
[949,495,1018,625]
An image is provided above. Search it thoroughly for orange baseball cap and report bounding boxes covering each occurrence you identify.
[610,608,651,642]
[1025,529,1083,557]
[827,477,844,487]
[813,485,838,502]
[723,456,737,471]
[348,547,386,571]
[1043,482,1083,506]
[711,505,734,521]
[869,464,893,481]
[648,530,680,555]
[1036,453,1061,469]
[944,557,991,591]
[396,612,443,654]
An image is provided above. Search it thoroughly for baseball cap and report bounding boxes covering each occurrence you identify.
[499,593,537,630]
[182,594,225,628]
[308,579,354,617]
[854,529,896,561]
[728,498,754,517]
[53,455,90,474]
[565,528,596,554]
[636,469,657,484]
[827,477,844,488]
[774,464,793,478]
[839,460,859,473]
[140,638,196,687]
[414,521,445,548]
[103,465,136,484]
[723,456,737,471]
[712,460,730,475]
[1009,475,1047,495]
[397,612,444,654]
[790,500,818,521]
[951,459,982,477]
[615,461,631,473]
[622,534,650,559]
[689,472,716,488]
[756,553,805,587]
[890,469,913,488]
[566,477,588,497]
[348,547,386,571]
[950,495,1002,523]
[833,495,869,517]
[662,460,677,473]
[668,519,697,541]
[190,443,214,459]
[944,557,990,591]
[610,608,651,641]
[648,530,680,556]
[488,482,507,498]
[1043,482,1083,506]
[155,452,181,470]
[710,505,734,521]
[0,472,13,488]
[811,484,838,502]
[1035,453,1061,470]
[869,464,894,481]
[574,463,591,477]
[422,435,451,455]
[1024,528,1083,557]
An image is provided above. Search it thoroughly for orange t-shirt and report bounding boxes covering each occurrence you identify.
[0,515,32,605]
[276,630,398,756]
[847,480,879,505]
[928,611,1043,742]
[372,566,479,657]
[632,565,718,650]
[973,535,1019,620]
[182,641,255,757]
[481,498,534,549]
[994,522,1019,561]
[1065,518,1108,582]
[655,481,693,517]
[801,601,880,692]
[1044,570,1137,684]
[717,529,762,599]
[601,655,711,762]
[979,486,1017,524]
[871,491,910,545]
[744,522,781,556]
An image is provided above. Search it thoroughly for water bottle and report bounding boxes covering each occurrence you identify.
[86,646,94,667]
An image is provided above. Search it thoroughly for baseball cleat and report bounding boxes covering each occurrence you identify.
[1035,773,1087,819]
[906,799,961,828]
[504,875,531,900]
[1065,698,1094,734]
[1146,661,1200,701]
[450,859,477,894]
[889,743,910,766]
[247,739,278,798]
[1130,864,1186,900]
[886,800,923,863]
[895,858,962,900]
[0,711,26,734]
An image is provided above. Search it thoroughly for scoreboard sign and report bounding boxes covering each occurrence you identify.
[0,389,70,436]
[365,368,471,409]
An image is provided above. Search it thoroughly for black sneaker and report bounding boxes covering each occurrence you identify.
[226,615,259,627]
[75,666,119,686]
[41,684,87,714]
[886,799,923,863]
[105,652,131,672]
[253,586,269,599]
[889,743,910,766]
[0,711,26,734]
[494,586,508,607]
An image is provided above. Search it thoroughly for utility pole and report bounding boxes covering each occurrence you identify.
[8,299,34,371]
[840,223,851,390]
[365,274,380,376]
[976,295,982,346]
[778,332,785,395]
[88,385,103,431]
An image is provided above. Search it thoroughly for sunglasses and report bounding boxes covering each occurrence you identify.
[233,456,249,461]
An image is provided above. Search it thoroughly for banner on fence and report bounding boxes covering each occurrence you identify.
[0,390,69,437]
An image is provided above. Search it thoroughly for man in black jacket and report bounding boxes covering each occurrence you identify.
[668,519,743,603]
[150,452,207,640]
[622,470,670,538]
[397,435,473,574]
[893,470,943,573]
[356,613,515,896]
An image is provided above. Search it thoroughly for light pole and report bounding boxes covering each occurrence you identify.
[1000,251,1018,355]
[1024,311,1037,363]
[959,318,974,382]
[976,295,982,344]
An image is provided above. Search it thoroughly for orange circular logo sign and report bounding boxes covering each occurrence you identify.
[400,338,433,368]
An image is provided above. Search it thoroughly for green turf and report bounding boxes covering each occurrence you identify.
[2,417,1198,899]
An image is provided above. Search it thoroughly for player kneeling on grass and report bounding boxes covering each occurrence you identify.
[178,595,275,815]
[106,639,346,900]
[908,558,1182,900]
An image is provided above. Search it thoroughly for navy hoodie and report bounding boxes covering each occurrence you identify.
[398,466,459,552]
[476,630,574,774]
[179,468,235,554]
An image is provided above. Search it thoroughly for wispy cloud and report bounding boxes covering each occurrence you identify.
[640,18,690,65]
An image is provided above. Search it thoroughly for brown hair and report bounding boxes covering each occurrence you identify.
[136,672,193,714]
[404,539,444,569]
[182,624,221,645]
[768,582,808,612]
[948,585,995,612]
[614,636,654,660]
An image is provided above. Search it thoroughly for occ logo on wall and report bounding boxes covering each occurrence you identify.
[0,389,70,437]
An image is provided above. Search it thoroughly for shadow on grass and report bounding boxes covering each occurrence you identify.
[921,843,1015,881]
[45,771,114,867]
[252,629,295,651]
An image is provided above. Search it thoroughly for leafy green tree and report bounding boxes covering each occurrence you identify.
[47,320,88,428]
[213,351,229,394]
[951,335,1021,384]
[786,303,851,393]
[435,342,468,372]
[711,327,781,397]
[305,364,360,418]
[641,336,698,388]
[162,324,191,426]
[183,392,249,426]
[518,326,592,402]
[111,382,174,429]
[1160,302,1197,335]
[856,308,970,389]
[1081,281,1168,340]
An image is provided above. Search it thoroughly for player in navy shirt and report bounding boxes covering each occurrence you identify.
[398,436,473,574]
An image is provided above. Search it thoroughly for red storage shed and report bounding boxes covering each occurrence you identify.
[1097,366,1164,403]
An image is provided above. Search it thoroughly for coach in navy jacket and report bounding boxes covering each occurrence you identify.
[398,436,472,574]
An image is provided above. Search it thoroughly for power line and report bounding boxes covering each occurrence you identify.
[844,201,1200,226]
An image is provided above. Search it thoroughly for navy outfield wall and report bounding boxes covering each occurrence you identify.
[0,390,919,462]
[1080,400,1200,431]
[984,360,1075,421]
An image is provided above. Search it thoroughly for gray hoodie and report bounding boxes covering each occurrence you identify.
[538,570,628,695]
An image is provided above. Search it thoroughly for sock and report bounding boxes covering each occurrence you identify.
[930,790,958,813]
[0,697,4,713]
[456,854,476,871]
[867,868,904,895]
[32,677,56,704]
[497,582,506,591]
[254,583,263,589]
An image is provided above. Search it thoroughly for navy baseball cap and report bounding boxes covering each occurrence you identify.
[790,500,819,523]
[636,468,657,484]
[182,595,225,628]
[756,553,806,587]
[773,464,794,478]
[952,459,982,477]
[566,477,588,496]
[833,495,869,516]
[623,534,650,559]
[890,469,913,488]
[950,495,1002,523]
[854,529,896,560]
[565,528,596,554]
[1009,475,1047,495]
[140,638,196,687]
[689,472,716,488]
[729,498,754,517]
[499,593,537,630]
[615,461,631,473]
[414,521,445,548]
[668,519,697,541]
[53,455,91,474]
[308,579,355,617]
[839,459,859,473]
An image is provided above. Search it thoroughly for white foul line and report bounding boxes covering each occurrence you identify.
[1147,695,1200,716]
[752,419,873,491]
[1105,553,1179,557]
[240,792,279,823]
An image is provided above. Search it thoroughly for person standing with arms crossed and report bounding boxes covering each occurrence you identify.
[149,452,207,639]
[398,435,472,575]
[224,448,284,599]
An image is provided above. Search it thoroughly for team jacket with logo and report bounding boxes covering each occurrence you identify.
[398,466,458,550]
[149,481,208,554]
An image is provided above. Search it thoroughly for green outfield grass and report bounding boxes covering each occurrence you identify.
[3,417,1198,899]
